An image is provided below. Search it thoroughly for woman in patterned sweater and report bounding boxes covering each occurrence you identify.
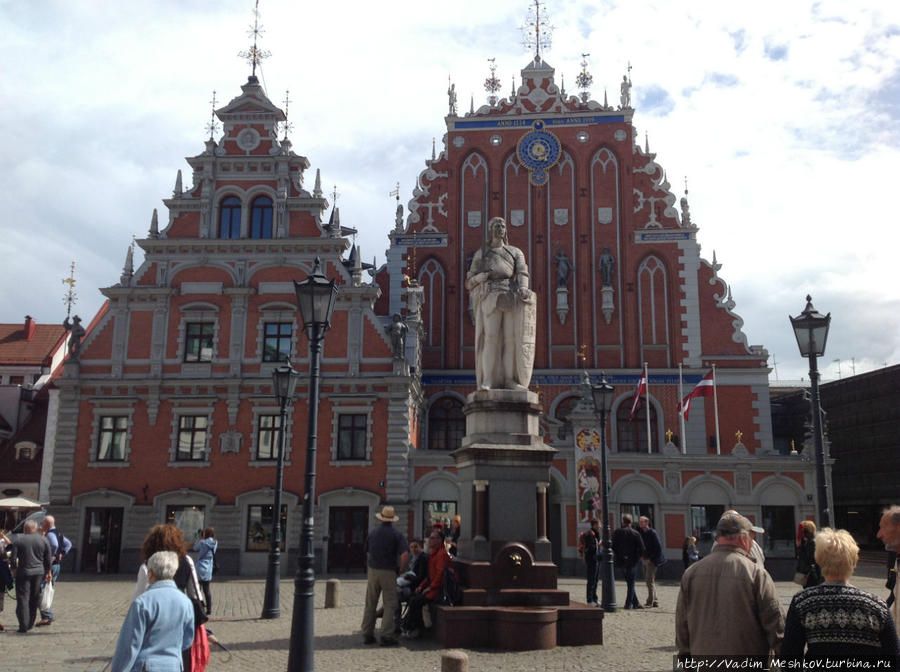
[782,528,900,662]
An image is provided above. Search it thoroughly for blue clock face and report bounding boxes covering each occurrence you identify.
[516,121,562,186]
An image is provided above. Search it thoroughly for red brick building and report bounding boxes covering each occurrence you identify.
[46,56,818,577]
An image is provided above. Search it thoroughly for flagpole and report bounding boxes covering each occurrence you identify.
[712,363,721,455]
[644,362,651,454]
[678,363,686,454]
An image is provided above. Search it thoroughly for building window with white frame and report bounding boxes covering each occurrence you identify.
[262,322,292,362]
[256,414,281,460]
[176,415,208,461]
[337,414,367,460]
[184,322,214,362]
[97,416,128,461]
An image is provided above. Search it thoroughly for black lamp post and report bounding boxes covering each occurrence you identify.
[789,295,832,529]
[587,372,617,613]
[288,257,338,672]
[261,364,299,619]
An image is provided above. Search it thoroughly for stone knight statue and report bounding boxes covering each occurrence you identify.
[465,217,536,390]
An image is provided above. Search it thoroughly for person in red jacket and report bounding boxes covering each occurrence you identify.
[402,531,451,638]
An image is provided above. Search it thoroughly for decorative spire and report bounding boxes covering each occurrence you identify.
[173,169,183,198]
[61,260,77,321]
[327,206,341,238]
[644,131,649,154]
[522,0,552,61]
[313,168,322,198]
[281,90,293,140]
[431,137,436,162]
[576,53,593,104]
[238,0,271,79]
[484,58,502,106]
[149,208,159,238]
[205,90,219,140]
[680,176,692,227]
[469,95,474,115]
[120,237,135,287]
[560,73,566,97]
[511,75,516,98]
[603,88,609,109]
[331,184,340,207]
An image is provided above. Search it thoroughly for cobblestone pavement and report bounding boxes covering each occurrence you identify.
[1,561,889,672]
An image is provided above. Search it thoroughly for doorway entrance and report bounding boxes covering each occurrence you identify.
[327,506,367,573]
[82,507,123,574]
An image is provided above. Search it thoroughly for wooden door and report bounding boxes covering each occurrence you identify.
[327,507,368,573]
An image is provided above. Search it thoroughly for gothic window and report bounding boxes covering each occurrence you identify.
[427,396,465,451]
[176,415,208,461]
[250,196,274,239]
[553,395,580,442]
[615,403,659,453]
[262,322,292,362]
[184,322,214,362]
[219,196,241,238]
[255,414,281,460]
[337,414,367,460]
[637,255,670,365]
[418,259,446,367]
[97,416,128,461]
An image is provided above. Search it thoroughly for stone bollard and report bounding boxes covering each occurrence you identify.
[324,578,341,608]
[441,650,469,672]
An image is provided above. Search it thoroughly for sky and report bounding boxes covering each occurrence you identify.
[2,0,898,382]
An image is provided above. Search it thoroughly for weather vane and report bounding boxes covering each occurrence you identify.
[281,90,293,140]
[484,58,502,106]
[238,0,271,77]
[331,184,340,206]
[205,90,219,140]
[62,259,78,320]
[522,0,552,61]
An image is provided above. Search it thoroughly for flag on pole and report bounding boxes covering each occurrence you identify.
[678,370,714,421]
[628,369,647,421]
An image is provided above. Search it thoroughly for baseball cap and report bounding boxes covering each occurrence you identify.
[715,512,753,537]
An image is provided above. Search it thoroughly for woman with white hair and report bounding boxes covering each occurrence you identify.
[110,551,194,672]
[782,528,900,662]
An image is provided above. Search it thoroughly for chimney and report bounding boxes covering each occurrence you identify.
[24,315,36,341]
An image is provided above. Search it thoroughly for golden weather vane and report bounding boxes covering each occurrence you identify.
[62,259,77,320]
[238,0,271,77]
[205,90,219,140]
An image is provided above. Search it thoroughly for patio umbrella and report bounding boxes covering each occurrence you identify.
[0,496,43,509]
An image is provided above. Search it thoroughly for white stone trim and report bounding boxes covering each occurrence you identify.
[167,406,214,467]
[88,405,137,466]
[248,404,295,465]
[329,405,374,465]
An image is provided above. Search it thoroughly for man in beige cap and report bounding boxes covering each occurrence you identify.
[360,506,408,646]
[676,512,784,658]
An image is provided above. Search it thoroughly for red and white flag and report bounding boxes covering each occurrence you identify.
[628,370,647,421]
[678,370,715,421]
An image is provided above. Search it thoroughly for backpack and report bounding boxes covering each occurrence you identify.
[53,529,70,561]
[437,566,462,606]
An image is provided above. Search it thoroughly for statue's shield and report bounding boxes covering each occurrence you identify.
[514,290,537,388]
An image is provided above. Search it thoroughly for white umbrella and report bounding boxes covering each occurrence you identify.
[0,496,44,509]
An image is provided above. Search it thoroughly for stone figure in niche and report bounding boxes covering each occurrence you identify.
[620,74,632,108]
[598,247,616,287]
[387,313,408,359]
[63,315,86,360]
[554,250,574,289]
[465,217,536,390]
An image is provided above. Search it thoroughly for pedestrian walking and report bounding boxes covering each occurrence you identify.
[638,516,666,607]
[10,519,52,633]
[192,527,217,616]
[611,514,645,609]
[37,514,71,626]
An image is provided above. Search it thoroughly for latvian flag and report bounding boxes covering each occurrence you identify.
[628,370,647,421]
[678,370,715,421]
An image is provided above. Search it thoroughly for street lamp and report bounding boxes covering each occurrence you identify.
[261,363,299,619]
[288,257,338,672]
[789,295,832,529]
[587,371,617,613]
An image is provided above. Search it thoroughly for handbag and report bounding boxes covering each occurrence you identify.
[792,571,808,587]
[40,581,55,611]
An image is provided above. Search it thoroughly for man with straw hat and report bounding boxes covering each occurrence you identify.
[360,506,408,646]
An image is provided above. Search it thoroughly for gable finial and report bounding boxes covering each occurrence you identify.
[281,89,293,140]
[238,0,271,79]
[205,90,219,140]
[522,0,553,61]
[576,52,593,104]
[62,260,77,321]
[484,57,501,106]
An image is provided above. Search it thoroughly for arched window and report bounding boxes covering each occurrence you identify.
[427,397,465,451]
[219,196,241,238]
[615,402,659,453]
[553,395,580,442]
[250,196,274,239]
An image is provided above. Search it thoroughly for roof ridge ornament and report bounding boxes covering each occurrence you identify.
[205,90,219,141]
[575,53,593,104]
[522,0,552,62]
[238,0,271,80]
[484,58,502,107]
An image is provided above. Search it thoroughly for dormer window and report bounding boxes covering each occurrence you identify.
[219,196,241,238]
[250,196,273,239]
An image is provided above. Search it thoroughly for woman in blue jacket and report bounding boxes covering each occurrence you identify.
[192,528,217,616]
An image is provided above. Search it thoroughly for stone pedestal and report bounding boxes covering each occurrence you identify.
[452,389,556,562]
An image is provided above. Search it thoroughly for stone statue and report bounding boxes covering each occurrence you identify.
[387,313,408,359]
[465,217,536,390]
[620,74,632,108]
[598,247,615,287]
[554,250,574,289]
[448,82,458,116]
[394,203,404,231]
[63,314,86,360]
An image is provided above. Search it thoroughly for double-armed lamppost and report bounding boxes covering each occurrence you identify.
[287,257,338,672]
[261,363,299,619]
[586,372,617,612]
[789,295,832,529]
